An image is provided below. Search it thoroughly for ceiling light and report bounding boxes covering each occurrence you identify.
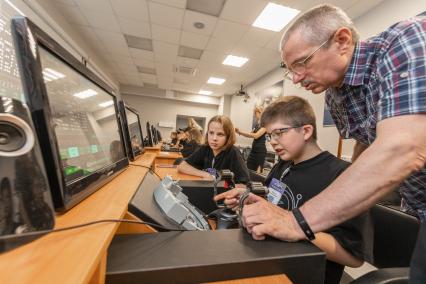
[42,68,65,82]
[222,55,249,67]
[199,90,212,95]
[73,89,98,99]
[252,3,300,32]
[99,100,114,107]
[193,22,205,29]
[207,77,225,85]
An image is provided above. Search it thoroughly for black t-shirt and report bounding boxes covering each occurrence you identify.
[186,145,250,184]
[171,138,178,145]
[265,151,367,284]
[181,140,200,158]
[251,123,266,153]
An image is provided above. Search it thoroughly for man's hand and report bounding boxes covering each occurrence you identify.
[241,194,305,242]
[214,187,246,209]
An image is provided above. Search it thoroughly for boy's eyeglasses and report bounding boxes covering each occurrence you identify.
[265,126,302,142]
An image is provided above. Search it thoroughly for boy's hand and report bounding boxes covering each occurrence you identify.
[214,187,246,209]
[241,194,305,242]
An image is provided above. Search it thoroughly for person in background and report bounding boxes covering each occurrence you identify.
[169,131,178,146]
[187,117,203,133]
[178,115,250,184]
[236,106,267,172]
[216,96,366,284]
[181,127,203,158]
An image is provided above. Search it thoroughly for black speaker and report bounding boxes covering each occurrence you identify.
[0,96,55,253]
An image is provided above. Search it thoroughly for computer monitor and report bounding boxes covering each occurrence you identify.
[119,102,144,161]
[146,122,154,147]
[11,17,129,211]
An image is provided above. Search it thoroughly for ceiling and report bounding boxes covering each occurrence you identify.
[49,0,385,97]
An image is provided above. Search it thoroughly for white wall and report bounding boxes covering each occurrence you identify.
[122,94,219,141]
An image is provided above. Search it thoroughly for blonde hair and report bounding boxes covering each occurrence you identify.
[187,127,203,144]
[205,115,236,150]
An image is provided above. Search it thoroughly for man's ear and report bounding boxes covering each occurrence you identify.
[302,125,314,141]
[333,27,353,55]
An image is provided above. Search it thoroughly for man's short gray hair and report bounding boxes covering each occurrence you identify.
[280,4,359,52]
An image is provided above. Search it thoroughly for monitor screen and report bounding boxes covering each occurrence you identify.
[11,17,129,211]
[39,47,125,183]
[125,106,144,158]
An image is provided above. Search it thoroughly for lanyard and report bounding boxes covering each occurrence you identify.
[212,157,215,168]
[279,164,292,181]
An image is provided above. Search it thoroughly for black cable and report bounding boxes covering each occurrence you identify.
[11,219,187,239]
[130,164,163,179]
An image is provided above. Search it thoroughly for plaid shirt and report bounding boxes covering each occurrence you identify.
[326,16,426,219]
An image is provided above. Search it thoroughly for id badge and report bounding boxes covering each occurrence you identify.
[206,167,217,177]
[267,178,286,205]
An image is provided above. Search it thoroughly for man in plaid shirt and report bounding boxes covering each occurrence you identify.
[240,4,426,282]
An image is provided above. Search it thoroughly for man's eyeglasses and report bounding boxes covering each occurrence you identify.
[282,36,332,81]
[265,126,302,142]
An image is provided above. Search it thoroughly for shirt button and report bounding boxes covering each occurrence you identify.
[400,72,409,78]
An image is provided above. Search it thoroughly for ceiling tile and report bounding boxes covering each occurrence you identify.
[137,66,156,74]
[151,0,187,9]
[265,33,282,51]
[94,29,127,47]
[205,37,235,53]
[151,24,181,44]
[55,4,89,26]
[148,2,184,29]
[133,58,156,68]
[220,0,266,25]
[51,0,77,6]
[118,17,151,38]
[112,55,135,65]
[180,31,209,49]
[231,42,260,58]
[152,40,178,63]
[74,25,98,43]
[140,73,158,83]
[186,0,225,17]
[199,50,226,64]
[117,63,138,73]
[106,45,131,57]
[239,27,276,48]
[182,10,218,36]
[110,0,149,22]
[124,34,153,51]
[212,19,248,43]
[129,48,155,61]
[176,56,199,68]
[178,45,203,59]
[82,10,121,32]
[74,0,113,14]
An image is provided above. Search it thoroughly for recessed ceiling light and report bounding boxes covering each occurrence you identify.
[42,68,65,82]
[99,100,113,107]
[207,77,226,85]
[252,3,300,32]
[73,89,97,99]
[222,55,249,67]
[199,90,213,95]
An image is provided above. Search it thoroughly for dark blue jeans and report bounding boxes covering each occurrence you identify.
[410,221,426,283]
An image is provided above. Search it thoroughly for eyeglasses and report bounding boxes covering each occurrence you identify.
[265,126,302,142]
[282,36,331,81]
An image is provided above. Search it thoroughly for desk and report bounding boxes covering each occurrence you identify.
[144,143,162,153]
[154,164,203,180]
[154,151,182,167]
[0,153,155,284]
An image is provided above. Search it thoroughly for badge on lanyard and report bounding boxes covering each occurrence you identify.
[267,178,286,205]
[205,157,217,177]
[267,165,291,205]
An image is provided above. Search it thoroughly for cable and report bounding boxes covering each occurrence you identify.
[8,219,187,239]
[130,164,163,179]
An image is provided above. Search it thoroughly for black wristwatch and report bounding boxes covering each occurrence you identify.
[292,207,316,241]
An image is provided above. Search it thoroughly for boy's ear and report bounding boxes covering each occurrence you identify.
[302,125,314,141]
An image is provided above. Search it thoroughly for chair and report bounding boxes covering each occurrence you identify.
[351,204,420,283]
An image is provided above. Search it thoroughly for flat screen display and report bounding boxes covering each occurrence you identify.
[38,47,126,184]
[125,107,144,157]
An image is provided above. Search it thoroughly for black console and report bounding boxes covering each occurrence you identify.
[106,229,325,284]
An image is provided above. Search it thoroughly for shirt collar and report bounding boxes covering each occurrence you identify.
[343,41,372,86]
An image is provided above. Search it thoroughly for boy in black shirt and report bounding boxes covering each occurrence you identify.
[215,96,366,284]
[178,115,250,184]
